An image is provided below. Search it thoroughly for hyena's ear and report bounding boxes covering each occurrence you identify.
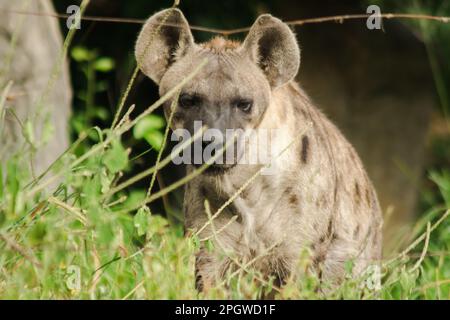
[135,8,194,84]
[242,14,300,88]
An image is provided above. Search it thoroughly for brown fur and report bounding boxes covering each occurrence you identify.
[200,36,241,52]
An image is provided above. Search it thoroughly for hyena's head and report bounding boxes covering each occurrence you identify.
[135,9,300,170]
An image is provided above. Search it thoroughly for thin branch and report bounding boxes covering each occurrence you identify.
[0,233,42,268]
[385,209,450,266]
[48,196,88,225]
[146,91,179,198]
[122,280,145,300]
[0,9,449,35]
[410,222,431,273]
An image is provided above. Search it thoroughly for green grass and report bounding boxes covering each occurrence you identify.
[0,147,448,299]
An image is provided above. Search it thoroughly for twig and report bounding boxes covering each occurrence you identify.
[0,81,13,137]
[0,9,449,35]
[122,280,145,300]
[48,196,88,225]
[416,279,450,293]
[410,222,431,273]
[200,215,238,242]
[146,91,179,197]
[0,233,42,268]
[385,209,450,266]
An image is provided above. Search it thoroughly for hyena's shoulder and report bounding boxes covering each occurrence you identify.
[279,82,383,269]
[282,81,382,233]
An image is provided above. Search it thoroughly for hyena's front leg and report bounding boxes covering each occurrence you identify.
[192,223,241,292]
[185,183,243,292]
[194,248,229,292]
[191,219,242,293]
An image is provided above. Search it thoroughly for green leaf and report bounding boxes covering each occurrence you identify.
[399,269,417,294]
[205,239,215,252]
[23,120,35,146]
[144,130,164,151]
[344,260,355,276]
[147,215,169,238]
[94,57,115,72]
[94,107,109,121]
[134,206,151,236]
[429,170,450,207]
[71,46,92,62]
[133,115,166,139]
[103,139,128,174]
[121,190,146,210]
[191,234,200,249]
[100,168,113,194]
[28,222,47,245]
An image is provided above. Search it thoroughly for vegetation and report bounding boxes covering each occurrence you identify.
[0,0,449,299]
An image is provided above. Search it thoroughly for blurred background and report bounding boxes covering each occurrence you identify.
[3,0,450,252]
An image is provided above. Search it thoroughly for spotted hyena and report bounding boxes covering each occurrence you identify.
[135,8,383,292]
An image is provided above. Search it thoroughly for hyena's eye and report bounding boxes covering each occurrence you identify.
[179,93,201,109]
[233,98,253,113]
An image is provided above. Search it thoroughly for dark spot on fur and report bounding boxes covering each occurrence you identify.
[301,135,310,164]
[317,268,323,281]
[313,251,326,270]
[355,182,361,204]
[333,177,339,203]
[195,273,203,291]
[289,194,299,205]
[365,188,372,206]
[353,225,361,239]
[194,256,203,291]
[327,218,333,236]
[240,187,249,199]
[201,186,208,197]
[300,109,307,118]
